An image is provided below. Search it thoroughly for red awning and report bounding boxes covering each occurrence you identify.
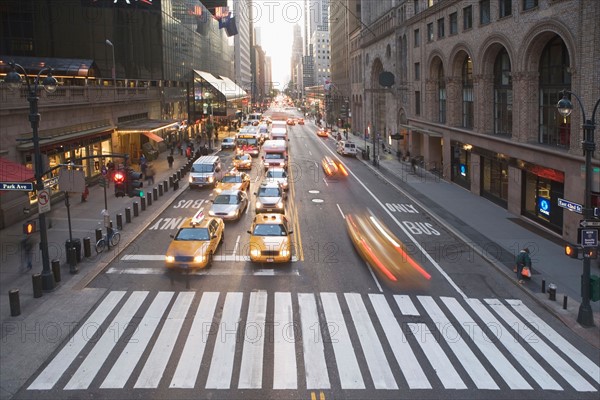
[0,158,35,182]
[142,131,164,142]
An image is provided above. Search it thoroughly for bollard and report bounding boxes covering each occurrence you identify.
[177,170,181,180]
[68,247,78,274]
[147,192,152,206]
[133,201,139,217]
[541,279,546,293]
[174,179,179,190]
[158,184,164,196]
[125,207,132,223]
[563,295,568,310]
[117,213,123,230]
[548,283,557,301]
[169,176,174,188]
[172,173,177,183]
[9,289,20,316]
[83,237,91,257]
[32,273,42,298]
[141,196,146,211]
[153,187,158,201]
[66,241,77,266]
[52,259,61,283]
[163,180,169,193]
[95,228,103,243]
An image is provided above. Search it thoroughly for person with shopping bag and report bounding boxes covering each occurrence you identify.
[515,247,532,284]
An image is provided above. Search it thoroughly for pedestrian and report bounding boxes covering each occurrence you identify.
[177,141,183,155]
[167,154,174,169]
[145,163,155,185]
[81,184,89,202]
[186,145,192,158]
[139,153,147,167]
[515,247,532,284]
[21,235,34,270]
[410,157,417,174]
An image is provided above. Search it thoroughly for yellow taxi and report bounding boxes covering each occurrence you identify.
[247,213,293,263]
[297,118,304,125]
[165,210,224,269]
[286,118,295,126]
[215,169,250,193]
[233,153,253,170]
[321,156,348,177]
[316,129,328,137]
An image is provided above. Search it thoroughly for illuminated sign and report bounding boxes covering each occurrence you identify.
[87,0,154,8]
[538,197,551,217]
[459,164,467,177]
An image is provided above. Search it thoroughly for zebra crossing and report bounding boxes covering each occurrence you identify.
[28,290,600,393]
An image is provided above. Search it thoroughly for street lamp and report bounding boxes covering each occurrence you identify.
[203,91,214,149]
[557,90,600,327]
[4,61,58,291]
[105,39,116,87]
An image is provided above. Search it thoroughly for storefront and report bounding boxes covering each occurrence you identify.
[116,119,178,163]
[479,150,509,208]
[191,70,248,124]
[451,141,472,190]
[521,162,564,234]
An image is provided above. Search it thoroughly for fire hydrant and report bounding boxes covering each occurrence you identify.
[548,283,557,301]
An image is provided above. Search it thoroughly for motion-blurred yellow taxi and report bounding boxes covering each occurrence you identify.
[215,169,250,193]
[247,213,293,263]
[165,211,224,269]
[321,156,348,177]
[316,129,328,137]
[345,212,431,286]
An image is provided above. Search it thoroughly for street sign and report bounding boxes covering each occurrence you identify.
[38,188,51,214]
[58,168,85,192]
[558,198,583,214]
[581,229,599,248]
[580,220,600,228]
[0,182,34,191]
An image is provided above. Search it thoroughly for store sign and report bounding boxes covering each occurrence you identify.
[538,197,551,217]
[459,164,467,177]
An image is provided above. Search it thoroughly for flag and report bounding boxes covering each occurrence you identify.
[225,16,238,36]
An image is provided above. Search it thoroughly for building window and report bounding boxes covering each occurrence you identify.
[414,0,420,14]
[438,68,446,124]
[414,29,420,47]
[523,0,538,10]
[415,62,420,81]
[427,23,434,42]
[481,156,509,207]
[450,12,458,34]
[499,0,512,17]
[462,57,474,129]
[437,18,445,38]
[480,0,491,25]
[415,91,421,115]
[539,35,571,148]
[494,49,512,137]
[463,5,473,30]
[522,168,564,233]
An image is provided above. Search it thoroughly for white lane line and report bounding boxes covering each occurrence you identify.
[320,292,365,389]
[119,254,298,263]
[100,292,174,389]
[465,298,561,391]
[238,291,268,389]
[134,292,195,389]
[233,235,241,255]
[506,299,600,385]
[28,291,127,391]
[170,292,220,389]
[322,177,329,186]
[486,298,596,392]
[345,293,397,389]
[336,203,345,219]
[408,322,467,389]
[106,266,300,275]
[273,292,298,389]
[394,295,420,316]
[64,291,149,390]
[205,292,243,389]
[418,296,498,390]
[309,150,312,156]
[369,294,431,389]
[122,255,164,261]
[298,293,331,389]
[365,262,383,293]
[447,296,528,389]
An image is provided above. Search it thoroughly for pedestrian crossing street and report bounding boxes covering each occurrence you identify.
[28,290,600,393]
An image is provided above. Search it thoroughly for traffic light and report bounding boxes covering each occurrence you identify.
[127,169,144,197]
[565,243,579,258]
[23,220,36,235]
[114,170,126,197]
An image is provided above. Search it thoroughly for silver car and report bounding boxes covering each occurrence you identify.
[255,182,286,214]
[208,190,248,221]
[264,167,289,191]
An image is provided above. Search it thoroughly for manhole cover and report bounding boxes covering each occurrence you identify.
[312,199,324,203]
[308,190,320,194]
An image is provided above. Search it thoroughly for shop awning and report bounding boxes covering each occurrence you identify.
[399,124,443,137]
[142,131,164,142]
[194,70,248,101]
[0,56,100,78]
[117,119,179,135]
[0,157,35,182]
[16,124,115,151]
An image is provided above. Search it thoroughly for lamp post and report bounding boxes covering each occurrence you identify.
[203,91,214,149]
[5,61,58,291]
[105,39,116,87]
[557,90,600,327]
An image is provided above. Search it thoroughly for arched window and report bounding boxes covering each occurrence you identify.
[493,48,512,136]
[539,35,571,148]
[462,57,474,129]
[438,68,446,123]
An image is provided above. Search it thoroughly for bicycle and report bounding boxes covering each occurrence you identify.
[95,229,121,253]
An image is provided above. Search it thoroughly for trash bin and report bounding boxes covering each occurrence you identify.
[65,239,82,263]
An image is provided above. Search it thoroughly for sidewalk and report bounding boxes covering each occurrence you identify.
[353,138,599,346]
[0,147,195,399]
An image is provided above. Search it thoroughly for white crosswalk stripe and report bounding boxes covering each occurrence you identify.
[28,291,599,394]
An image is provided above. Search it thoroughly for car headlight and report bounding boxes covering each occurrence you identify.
[250,248,261,257]
[215,188,222,193]
[166,255,175,263]
[208,210,215,216]
[256,201,262,208]
[276,201,284,208]
[280,248,290,257]
[227,210,236,216]
[208,177,214,183]
[279,162,284,166]
[194,255,205,263]
[188,176,193,183]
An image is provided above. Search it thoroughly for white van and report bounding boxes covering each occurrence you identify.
[189,156,222,188]
[336,140,357,157]
[270,126,288,141]
[262,139,288,169]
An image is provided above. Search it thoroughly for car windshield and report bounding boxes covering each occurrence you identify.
[253,224,286,236]
[214,195,238,205]
[237,139,257,146]
[258,187,281,197]
[267,170,287,178]
[223,138,234,143]
[192,164,214,173]
[235,155,251,161]
[264,153,283,160]
[222,175,242,183]
[175,228,210,241]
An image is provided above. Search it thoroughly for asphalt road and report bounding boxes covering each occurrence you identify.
[15,109,600,400]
